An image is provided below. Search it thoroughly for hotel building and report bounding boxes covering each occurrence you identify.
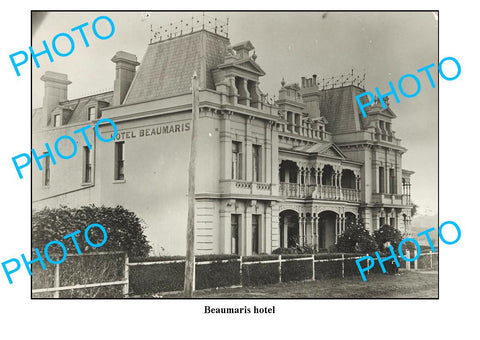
[32,20,414,255]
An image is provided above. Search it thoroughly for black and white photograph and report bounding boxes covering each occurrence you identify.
[30,11,438,299]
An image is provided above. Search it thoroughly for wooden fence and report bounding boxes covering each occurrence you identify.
[32,251,128,298]
[127,254,366,295]
[32,250,438,298]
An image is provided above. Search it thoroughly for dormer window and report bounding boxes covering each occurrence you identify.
[88,106,97,121]
[53,114,62,127]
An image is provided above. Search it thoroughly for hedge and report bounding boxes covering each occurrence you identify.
[315,260,342,279]
[344,258,361,277]
[195,260,240,290]
[282,257,313,282]
[129,262,185,295]
[242,262,279,287]
[32,252,126,298]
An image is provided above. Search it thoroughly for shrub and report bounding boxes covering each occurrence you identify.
[195,259,241,290]
[129,262,184,295]
[335,222,378,254]
[315,260,342,279]
[32,205,152,257]
[242,262,279,287]
[282,257,312,282]
[373,224,403,252]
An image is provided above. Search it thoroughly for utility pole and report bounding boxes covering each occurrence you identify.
[184,71,199,297]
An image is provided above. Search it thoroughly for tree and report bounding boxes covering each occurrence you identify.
[335,221,378,254]
[32,205,152,257]
[411,203,418,218]
[373,224,403,252]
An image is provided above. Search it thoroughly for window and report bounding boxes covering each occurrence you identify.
[232,141,242,180]
[386,122,392,134]
[389,168,395,194]
[53,114,62,127]
[43,154,50,186]
[83,147,92,183]
[231,214,240,254]
[114,142,125,180]
[252,214,260,254]
[252,145,262,182]
[390,217,395,228]
[379,166,385,193]
[379,217,386,228]
[88,107,97,121]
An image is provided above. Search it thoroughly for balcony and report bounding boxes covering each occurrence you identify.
[372,193,410,206]
[279,183,360,202]
[220,180,273,196]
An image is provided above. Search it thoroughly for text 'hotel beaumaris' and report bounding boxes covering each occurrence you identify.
[32,16,415,256]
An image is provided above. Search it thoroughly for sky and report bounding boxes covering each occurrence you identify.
[31,11,438,215]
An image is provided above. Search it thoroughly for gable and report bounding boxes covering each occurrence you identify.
[322,146,343,158]
[300,143,347,159]
[217,58,266,76]
[318,144,346,159]
[236,60,265,76]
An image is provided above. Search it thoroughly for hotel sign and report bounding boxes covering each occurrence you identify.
[109,122,191,140]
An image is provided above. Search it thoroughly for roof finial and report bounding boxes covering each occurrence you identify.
[252,49,257,61]
[281,77,286,87]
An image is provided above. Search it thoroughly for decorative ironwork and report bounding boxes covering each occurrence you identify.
[321,69,366,90]
[150,13,229,43]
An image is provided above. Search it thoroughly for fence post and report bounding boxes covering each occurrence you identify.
[193,255,196,292]
[123,253,129,297]
[239,256,243,287]
[413,250,418,270]
[430,251,433,269]
[366,254,370,275]
[278,255,282,283]
[406,250,410,270]
[341,253,345,278]
[53,263,60,298]
[312,254,315,281]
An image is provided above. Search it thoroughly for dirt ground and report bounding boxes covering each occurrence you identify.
[160,270,438,298]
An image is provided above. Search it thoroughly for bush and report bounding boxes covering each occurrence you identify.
[129,262,184,295]
[195,259,241,290]
[272,244,315,254]
[282,257,312,282]
[32,252,126,298]
[33,205,152,257]
[242,262,279,287]
[315,260,342,279]
[335,222,378,254]
[373,224,403,252]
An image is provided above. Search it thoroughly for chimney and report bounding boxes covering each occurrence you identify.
[312,74,317,85]
[231,41,255,60]
[111,51,140,106]
[301,77,306,87]
[40,71,71,127]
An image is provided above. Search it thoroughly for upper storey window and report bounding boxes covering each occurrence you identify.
[88,107,97,121]
[53,114,62,127]
[232,141,243,180]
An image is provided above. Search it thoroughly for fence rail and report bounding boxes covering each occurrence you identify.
[33,250,438,298]
[32,251,128,298]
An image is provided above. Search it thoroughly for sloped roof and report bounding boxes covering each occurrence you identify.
[32,107,43,129]
[123,30,229,105]
[32,91,113,131]
[319,85,365,133]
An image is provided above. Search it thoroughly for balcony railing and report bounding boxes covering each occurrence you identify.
[279,183,360,202]
[221,180,273,195]
[372,193,411,206]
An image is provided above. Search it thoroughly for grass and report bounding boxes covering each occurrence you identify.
[155,269,438,298]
